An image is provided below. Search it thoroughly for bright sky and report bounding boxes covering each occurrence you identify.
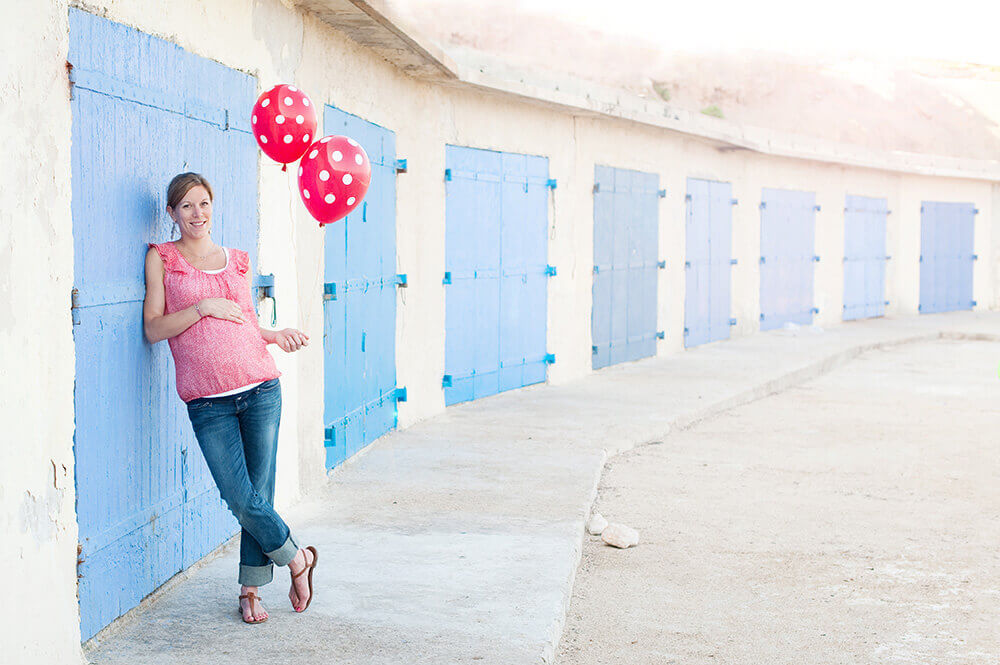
[508,0,1000,64]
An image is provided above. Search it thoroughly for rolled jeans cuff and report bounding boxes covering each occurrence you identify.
[265,533,299,567]
[239,563,274,587]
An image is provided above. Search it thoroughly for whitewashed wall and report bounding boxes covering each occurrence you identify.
[4,0,998,660]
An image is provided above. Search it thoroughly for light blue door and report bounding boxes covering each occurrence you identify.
[322,106,404,469]
[69,9,257,641]
[444,146,553,405]
[919,201,977,314]
[591,166,661,368]
[760,188,818,330]
[843,195,888,320]
[684,178,734,347]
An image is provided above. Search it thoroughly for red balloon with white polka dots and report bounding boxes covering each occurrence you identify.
[250,84,317,169]
[297,135,371,226]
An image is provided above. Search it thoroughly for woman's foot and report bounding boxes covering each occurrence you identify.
[239,586,268,623]
[287,547,316,612]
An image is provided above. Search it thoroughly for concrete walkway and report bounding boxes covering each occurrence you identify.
[81,312,1000,665]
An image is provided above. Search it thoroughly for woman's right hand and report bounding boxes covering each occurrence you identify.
[196,298,246,324]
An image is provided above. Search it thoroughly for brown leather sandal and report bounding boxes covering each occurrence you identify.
[291,546,318,613]
[237,591,268,624]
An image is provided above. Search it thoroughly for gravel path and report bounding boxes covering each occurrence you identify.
[557,339,1000,665]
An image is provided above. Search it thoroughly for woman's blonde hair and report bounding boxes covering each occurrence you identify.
[166,172,214,210]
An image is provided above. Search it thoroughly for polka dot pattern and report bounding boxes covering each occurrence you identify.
[251,83,318,167]
[297,134,371,226]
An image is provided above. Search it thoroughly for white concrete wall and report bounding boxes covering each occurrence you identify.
[4,0,998,659]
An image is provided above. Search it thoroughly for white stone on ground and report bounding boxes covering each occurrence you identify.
[601,523,639,548]
[586,513,608,535]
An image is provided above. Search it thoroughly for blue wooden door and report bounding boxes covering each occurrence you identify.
[69,9,257,641]
[444,146,552,405]
[843,195,888,320]
[322,106,404,469]
[684,178,734,347]
[919,201,977,314]
[760,188,817,330]
[591,166,661,369]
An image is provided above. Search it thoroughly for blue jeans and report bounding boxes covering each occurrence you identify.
[186,378,299,586]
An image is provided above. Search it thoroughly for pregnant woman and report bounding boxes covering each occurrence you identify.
[143,172,317,624]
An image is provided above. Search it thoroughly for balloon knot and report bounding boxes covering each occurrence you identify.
[281,164,288,172]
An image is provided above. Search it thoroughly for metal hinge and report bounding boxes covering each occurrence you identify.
[444,168,452,181]
[442,272,452,285]
[545,265,557,276]
[323,282,337,301]
[658,189,667,198]
[593,183,600,194]
[395,158,407,174]
[546,179,557,190]
[657,260,666,269]
[442,375,453,388]
[71,288,81,325]
[731,198,738,205]
[544,353,556,364]
[729,318,737,326]
[656,331,665,339]
[730,258,738,265]
[393,387,407,402]
[395,274,408,287]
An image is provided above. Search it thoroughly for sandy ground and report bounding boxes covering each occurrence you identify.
[556,339,1000,665]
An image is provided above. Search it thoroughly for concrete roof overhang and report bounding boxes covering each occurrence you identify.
[294,0,1000,181]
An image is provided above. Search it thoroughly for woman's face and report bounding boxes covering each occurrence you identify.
[168,185,213,240]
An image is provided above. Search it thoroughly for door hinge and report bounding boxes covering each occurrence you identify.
[395,158,407,174]
[71,288,81,325]
[545,265,557,276]
[442,272,452,285]
[656,331,665,339]
[393,387,407,402]
[323,282,337,301]
[658,189,667,198]
[543,353,556,364]
[395,274,408,287]
[444,168,452,181]
[442,374,453,388]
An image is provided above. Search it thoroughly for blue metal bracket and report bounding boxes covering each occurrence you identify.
[593,265,600,274]
[760,313,765,321]
[546,179,557,189]
[593,183,600,193]
[731,198,738,205]
[811,307,820,314]
[684,193,692,202]
[812,255,820,262]
[919,255,923,263]
[972,254,979,261]
[323,282,337,301]
[759,256,766,264]
[730,258,738,265]
[658,189,667,198]
[444,168,452,181]
[545,265,557,276]
[395,158,407,174]
[729,318,737,326]
[442,272,452,285]
[393,387,408,402]
[395,273,408,287]
[591,345,598,354]
[543,353,556,365]
[254,274,275,299]
[972,300,978,307]
[759,202,767,210]
[684,261,691,268]
[324,427,335,444]
[918,304,923,311]
[656,331,665,340]
[974,208,980,215]
[657,260,666,269]
[441,375,453,388]
[254,274,277,326]
[814,205,822,212]
[884,300,890,306]
[683,327,689,336]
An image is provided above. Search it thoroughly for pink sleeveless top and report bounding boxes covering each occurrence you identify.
[149,242,281,403]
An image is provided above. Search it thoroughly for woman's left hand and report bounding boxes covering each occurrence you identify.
[275,328,309,352]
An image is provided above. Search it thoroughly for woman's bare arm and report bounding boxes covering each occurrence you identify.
[143,247,202,344]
